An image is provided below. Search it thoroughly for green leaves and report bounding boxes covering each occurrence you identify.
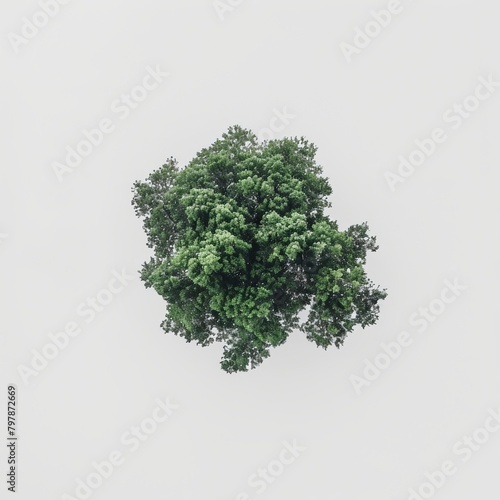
[132,125,387,373]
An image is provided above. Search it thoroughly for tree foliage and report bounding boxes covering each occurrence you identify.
[132,126,387,373]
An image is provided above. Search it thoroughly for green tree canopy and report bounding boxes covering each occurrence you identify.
[132,125,387,373]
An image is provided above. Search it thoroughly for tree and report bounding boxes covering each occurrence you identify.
[132,125,387,373]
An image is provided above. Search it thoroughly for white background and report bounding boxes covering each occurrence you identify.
[1,1,500,499]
